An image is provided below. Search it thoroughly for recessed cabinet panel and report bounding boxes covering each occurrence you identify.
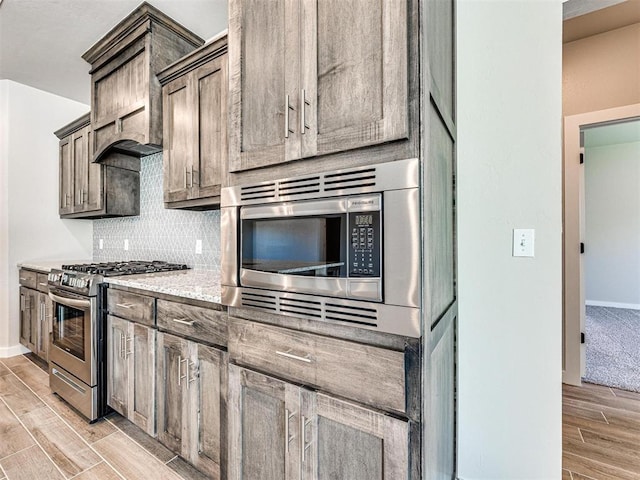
[157,332,187,453]
[317,417,383,480]
[159,36,228,209]
[197,62,227,199]
[164,79,193,203]
[229,0,410,173]
[59,139,74,215]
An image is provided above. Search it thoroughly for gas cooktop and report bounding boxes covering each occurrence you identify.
[61,260,189,277]
[49,261,189,296]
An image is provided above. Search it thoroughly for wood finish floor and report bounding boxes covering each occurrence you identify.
[3,355,640,479]
[563,382,640,479]
[0,354,208,480]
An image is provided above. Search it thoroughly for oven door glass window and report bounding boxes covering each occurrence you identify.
[242,215,347,277]
[53,303,87,360]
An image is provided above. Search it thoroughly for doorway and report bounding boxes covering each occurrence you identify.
[580,119,640,391]
[563,103,640,387]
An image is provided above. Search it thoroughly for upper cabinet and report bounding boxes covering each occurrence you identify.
[158,33,228,210]
[55,113,141,219]
[81,2,204,162]
[228,0,411,173]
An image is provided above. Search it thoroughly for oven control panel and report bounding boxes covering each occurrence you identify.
[48,271,95,296]
[348,211,381,277]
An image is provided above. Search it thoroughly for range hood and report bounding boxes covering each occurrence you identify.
[81,2,204,163]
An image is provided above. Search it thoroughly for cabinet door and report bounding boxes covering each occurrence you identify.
[35,292,51,361]
[228,0,300,172]
[157,332,189,453]
[19,287,34,350]
[308,393,409,480]
[107,316,129,416]
[193,54,228,200]
[301,0,408,158]
[186,343,226,478]
[163,75,194,204]
[59,137,74,215]
[128,323,156,436]
[73,129,89,212]
[228,365,300,480]
[85,128,104,213]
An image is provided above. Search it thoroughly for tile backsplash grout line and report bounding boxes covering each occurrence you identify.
[93,153,221,271]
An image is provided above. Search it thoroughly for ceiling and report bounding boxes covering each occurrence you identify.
[584,119,640,148]
[0,0,228,105]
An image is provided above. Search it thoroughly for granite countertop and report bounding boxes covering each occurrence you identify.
[18,259,92,273]
[104,269,222,304]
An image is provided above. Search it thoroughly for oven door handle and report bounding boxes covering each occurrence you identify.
[48,291,91,310]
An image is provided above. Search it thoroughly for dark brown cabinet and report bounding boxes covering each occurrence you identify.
[156,331,227,478]
[228,365,410,480]
[158,34,228,209]
[81,3,203,162]
[228,0,411,173]
[55,114,141,219]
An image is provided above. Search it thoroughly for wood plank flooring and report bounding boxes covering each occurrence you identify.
[0,355,208,480]
[563,382,640,479]
[4,354,640,479]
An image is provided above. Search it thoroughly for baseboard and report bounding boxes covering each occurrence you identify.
[586,300,640,310]
[0,344,30,358]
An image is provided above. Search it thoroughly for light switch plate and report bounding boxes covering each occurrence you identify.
[124,239,129,251]
[513,229,535,257]
[99,239,104,250]
[195,239,203,254]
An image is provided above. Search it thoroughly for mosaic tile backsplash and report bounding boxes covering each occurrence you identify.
[93,153,221,271]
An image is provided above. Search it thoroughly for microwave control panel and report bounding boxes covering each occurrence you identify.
[348,211,381,277]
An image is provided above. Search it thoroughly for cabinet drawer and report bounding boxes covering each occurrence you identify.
[36,273,49,293]
[228,317,406,414]
[157,299,227,347]
[107,289,155,326]
[18,269,37,289]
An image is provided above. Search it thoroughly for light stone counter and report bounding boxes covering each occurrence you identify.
[104,269,222,304]
[17,259,92,273]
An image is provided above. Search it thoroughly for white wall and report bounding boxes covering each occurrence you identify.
[0,80,92,357]
[585,141,640,308]
[457,1,563,478]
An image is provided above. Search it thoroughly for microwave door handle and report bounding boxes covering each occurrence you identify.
[48,291,91,310]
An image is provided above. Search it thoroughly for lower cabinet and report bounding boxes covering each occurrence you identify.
[19,286,38,352]
[157,331,227,479]
[19,286,52,361]
[228,364,410,480]
[106,315,156,436]
[35,291,52,360]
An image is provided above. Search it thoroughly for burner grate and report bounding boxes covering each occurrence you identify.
[62,261,189,276]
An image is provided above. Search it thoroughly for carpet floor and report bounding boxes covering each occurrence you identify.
[583,305,640,392]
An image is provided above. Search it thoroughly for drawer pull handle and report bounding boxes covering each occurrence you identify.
[19,277,27,281]
[173,318,196,326]
[275,350,312,363]
[39,282,48,287]
[116,303,134,309]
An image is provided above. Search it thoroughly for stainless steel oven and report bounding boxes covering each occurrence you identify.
[221,158,421,337]
[48,279,104,422]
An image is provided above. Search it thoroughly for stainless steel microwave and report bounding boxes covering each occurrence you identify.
[221,158,421,337]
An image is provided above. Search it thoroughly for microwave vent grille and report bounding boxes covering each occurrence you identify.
[323,168,376,192]
[240,290,379,328]
[278,176,321,199]
[241,183,277,202]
